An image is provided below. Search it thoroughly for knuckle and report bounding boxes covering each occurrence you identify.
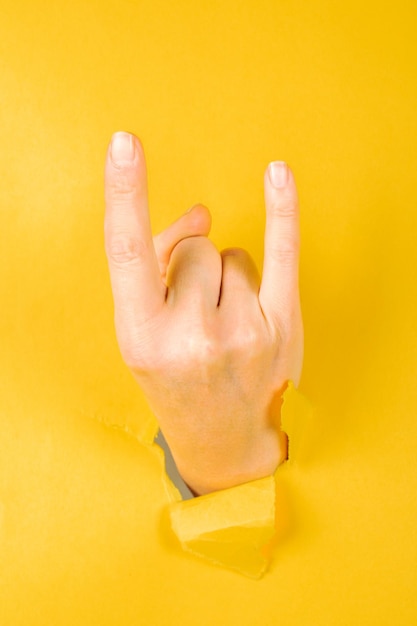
[173,236,202,258]
[183,331,219,364]
[224,321,267,360]
[168,321,221,374]
[268,239,299,266]
[269,198,297,218]
[221,246,247,258]
[107,234,149,265]
[221,247,255,268]
[107,171,137,198]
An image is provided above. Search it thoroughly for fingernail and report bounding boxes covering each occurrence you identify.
[269,161,288,189]
[110,132,135,164]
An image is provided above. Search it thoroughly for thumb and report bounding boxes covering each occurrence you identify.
[153,204,212,279]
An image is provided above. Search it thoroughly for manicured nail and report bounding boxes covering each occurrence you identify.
[110,132,135,164]
[269,161,288,189]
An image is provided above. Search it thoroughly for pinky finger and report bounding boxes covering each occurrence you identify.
[258,161,300,330]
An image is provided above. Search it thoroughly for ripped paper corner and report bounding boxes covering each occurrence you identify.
[169,475,276,579]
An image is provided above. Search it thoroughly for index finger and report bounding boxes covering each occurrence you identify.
[104,132,165,335]
[259,161,300,329]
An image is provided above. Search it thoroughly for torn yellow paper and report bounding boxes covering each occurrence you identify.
[281,381,314,464]
[169,475,276,578]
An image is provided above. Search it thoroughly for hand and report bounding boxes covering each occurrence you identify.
[104,132,303,495]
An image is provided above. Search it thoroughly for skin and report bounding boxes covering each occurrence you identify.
[104,131,303,496]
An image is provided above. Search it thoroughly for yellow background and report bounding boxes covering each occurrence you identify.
[1,0,416,623]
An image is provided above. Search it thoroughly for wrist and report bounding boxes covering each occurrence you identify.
[171,429,288,496]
